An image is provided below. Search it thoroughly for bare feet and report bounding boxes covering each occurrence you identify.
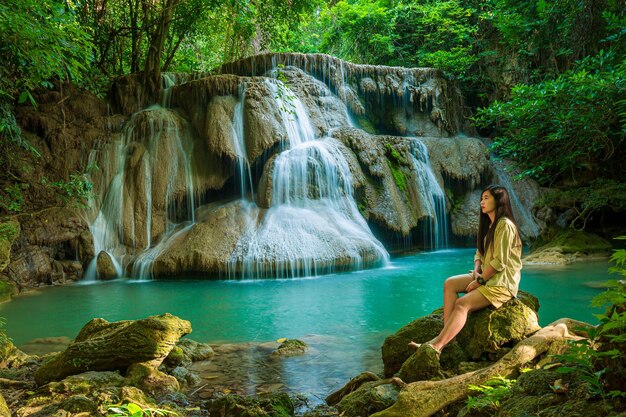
[408,340,442,355]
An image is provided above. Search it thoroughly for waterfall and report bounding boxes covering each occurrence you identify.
[227,80,389,278]
[409,138,449,249]
[491,161,540,239]
[232,83,254,198]
[85,106,197,280]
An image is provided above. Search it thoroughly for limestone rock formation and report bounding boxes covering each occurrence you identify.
[151,200,253,276]
[1,208,93,289]
[451,190,481,238]
[96,251,117,280]
[34,313,191,385]
[524,228,612,264]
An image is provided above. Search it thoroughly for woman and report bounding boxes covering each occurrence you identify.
[409,185,523,355]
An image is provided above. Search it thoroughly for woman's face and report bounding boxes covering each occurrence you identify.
[480,191,497,216]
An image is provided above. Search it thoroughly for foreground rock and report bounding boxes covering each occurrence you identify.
[34,313,191,385]
[372,319,588,417]
[381,291,541,380]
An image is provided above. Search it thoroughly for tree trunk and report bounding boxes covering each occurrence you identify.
[371,319,590,417]
[141,0,180,105]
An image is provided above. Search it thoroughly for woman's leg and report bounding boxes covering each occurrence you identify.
[443,274,475,323]
[408,273,474,351]
[430,289,491,352]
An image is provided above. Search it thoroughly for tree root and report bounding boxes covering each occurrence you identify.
[371,318,591,417]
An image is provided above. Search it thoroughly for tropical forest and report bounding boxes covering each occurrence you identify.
[0,0,625,416]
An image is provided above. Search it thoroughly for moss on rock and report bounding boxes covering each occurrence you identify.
[205,392,295,417]
[34,313,191,385]
[271,339,308,357]
[525,228,612,264]
[0,280,17,303]
[0,221,19,273]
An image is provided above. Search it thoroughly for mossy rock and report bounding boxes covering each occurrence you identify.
[204,392,295,417]
[326,371,380,406]
[0,220,19,273]
[383,291,540,379]
[60,395,97,413]
[525,228,612,264]
[126,362,179,397]
[0,280,17,303]
[271,339,308,357]
[381,314,444,377]
[177,338,214,362]
[336,380,400,417]
[34,313,191,385]
[396,343,445,383]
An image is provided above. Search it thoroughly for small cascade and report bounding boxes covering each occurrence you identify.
[409,138,449,249]
[227,80,388,278]
[491,161,540,239]
[161,73,177,107]
[264,79,315,147]
[85,106,197,280]
[232,83,254,198]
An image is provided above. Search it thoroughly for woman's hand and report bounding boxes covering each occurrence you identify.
[465,279,481,292]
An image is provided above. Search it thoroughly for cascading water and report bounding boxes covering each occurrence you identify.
[85,106,197,280]
[409,138,449,249]
[232,83,254,198]
[227,79,389,278]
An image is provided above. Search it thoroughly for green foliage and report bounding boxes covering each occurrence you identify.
[107,402,177,417]
[385,143,407,165]
[0,184,26,214]
[392,0,479,78]
[553,245,626,401]
[474,50,625,185]
[387,161,407,192]
[539,179,626,229]
[466,375,516,411]
[316,0,396,65]
[41,174,94,209]
[0,222,19,243]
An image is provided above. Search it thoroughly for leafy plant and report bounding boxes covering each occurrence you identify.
[107,402,177,417]
[466,375,517,411]
[473,50,625,186]
[552,241,626,401]
[41,174,94,209]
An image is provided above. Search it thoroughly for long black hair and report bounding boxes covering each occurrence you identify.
[477,185,521,256]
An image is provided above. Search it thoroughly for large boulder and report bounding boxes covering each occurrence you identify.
[34,313,191,385]
[381,291,540,380]
[151,200,253,276]
[96,251,117,280]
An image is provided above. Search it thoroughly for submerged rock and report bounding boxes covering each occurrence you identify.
[271,339,308,357]
[34,313,191,385]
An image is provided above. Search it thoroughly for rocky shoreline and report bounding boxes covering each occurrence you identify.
[1,288,624,417]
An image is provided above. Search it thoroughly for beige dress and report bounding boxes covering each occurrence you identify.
[474,217,522,307]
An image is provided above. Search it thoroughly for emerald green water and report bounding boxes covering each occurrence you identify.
[0,249,612,397]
